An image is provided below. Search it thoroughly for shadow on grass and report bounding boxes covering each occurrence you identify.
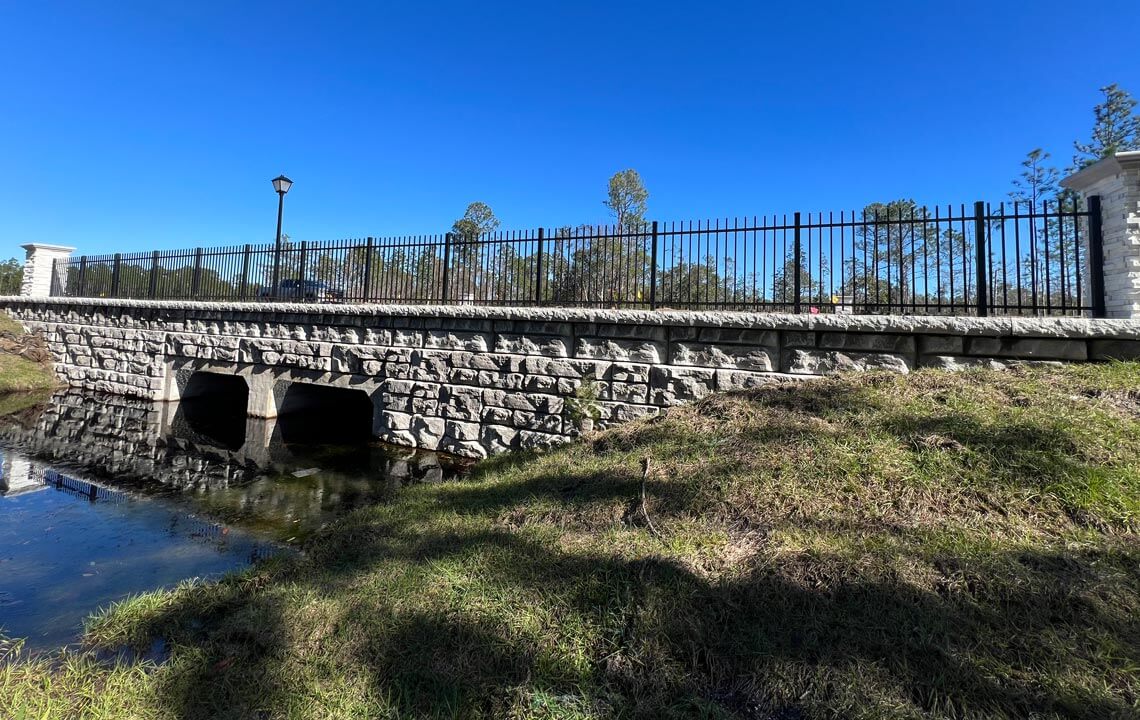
[98,462,1139,720]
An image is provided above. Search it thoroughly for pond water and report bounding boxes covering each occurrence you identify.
[0,390,460,652]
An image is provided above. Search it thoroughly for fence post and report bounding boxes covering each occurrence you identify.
[191,247,203,296]
[148,251,159,299]
[77,256,87,296]
[298,241,308,288]
[793,212,802,313]
[441,232,452,303]
[973,201,988,317]
[1087,195,1106,319]
[362,237,374,303]
[649,221,659,310]
[534,228,545,304]
[110,253,122,297]
[239,245,252,300]
[271,241,282,299]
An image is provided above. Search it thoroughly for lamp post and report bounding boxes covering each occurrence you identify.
[270,174,293,299]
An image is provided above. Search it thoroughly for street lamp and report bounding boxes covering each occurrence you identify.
[270,175,293,299]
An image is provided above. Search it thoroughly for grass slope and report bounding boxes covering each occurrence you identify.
[3,365,1139,719]
[0,313,57,394]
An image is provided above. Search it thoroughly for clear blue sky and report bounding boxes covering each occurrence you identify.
[1,1,1137,259]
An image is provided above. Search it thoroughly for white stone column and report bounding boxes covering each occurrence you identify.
[1062,151,1140,319]
[19,244,76,297]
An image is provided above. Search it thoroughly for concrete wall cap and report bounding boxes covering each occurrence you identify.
[20,243,77,253]
[3,297,1140,339]
[1061,150,1140,192]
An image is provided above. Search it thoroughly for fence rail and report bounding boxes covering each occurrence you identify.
[51,197,1104,317]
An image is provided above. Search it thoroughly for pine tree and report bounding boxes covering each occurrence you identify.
[1007,149,1067,309]
[1073,83,1140,168]
[450,202,500,298]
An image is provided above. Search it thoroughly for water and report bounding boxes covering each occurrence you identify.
[0,390,458,652]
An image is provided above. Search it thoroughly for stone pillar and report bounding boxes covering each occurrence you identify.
[1062,151,1140,319]
[19,244,76,297]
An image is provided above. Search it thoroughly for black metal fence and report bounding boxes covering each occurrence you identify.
[52,196,1105,317]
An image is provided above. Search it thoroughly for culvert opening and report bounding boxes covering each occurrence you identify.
[277,383,373,445]
[178,372,249,450]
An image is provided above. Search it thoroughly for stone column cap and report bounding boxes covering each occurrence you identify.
[1062,150,1140,192]
[20,243,76,253]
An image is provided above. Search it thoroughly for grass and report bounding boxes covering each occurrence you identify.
[0,312,57,394]
[2,364,1139,719]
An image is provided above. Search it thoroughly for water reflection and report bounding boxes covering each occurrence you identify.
[0,389,456,541]
[0,454,277,651]
[0,389,461,651]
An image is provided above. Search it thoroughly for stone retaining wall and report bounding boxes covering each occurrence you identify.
[3,298,1139,458]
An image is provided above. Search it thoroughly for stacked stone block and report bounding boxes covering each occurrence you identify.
[1062,151,1140,319]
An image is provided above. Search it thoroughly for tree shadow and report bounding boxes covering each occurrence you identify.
[95,461,1139,719]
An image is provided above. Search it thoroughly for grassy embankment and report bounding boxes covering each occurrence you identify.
[2,364,1139,719]
[0,313,57,402]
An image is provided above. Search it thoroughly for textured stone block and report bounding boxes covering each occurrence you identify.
[781,331,817,348]
[575,337,663,363]
[596,323,668,342]
[512,410,562,433]
[379,410,412,431]
[819,332,916,354]
[411,415,446,448]
[609,362,650,383]
[424,330,491,352]
[918,335,964,355]
[650,366,716,406]
[494,334,569,357]
[919,355,1064,371]
[517,430,568,450]
[1089,339,1140,360]
[480,424,518,453]
[964,337,1087,361]
[610,381,649,403]
[671,342,774,371]
[598,402,660,423]
[444,420,481,442]
[481,406,513,424]
[783,349,912,375]
[714,370,791,392]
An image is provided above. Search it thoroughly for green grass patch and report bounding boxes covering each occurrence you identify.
[0,311,57,395]
[2,364,1139,719]
[0,354,58,395]
[0,313,24,336]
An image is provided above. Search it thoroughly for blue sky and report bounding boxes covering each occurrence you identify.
[1,1,1137,259]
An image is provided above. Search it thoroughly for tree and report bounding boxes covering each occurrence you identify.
[450,202,500,298]
[846,199,937,311]
[773,250,827,309]
[451,201,500,241]
[0,258,22,295]
[603,169,649,228]
[1073,83,1140,169]
[548,171,653,307]
[656,256,731,307]
[1011,148,1060,206]
[1007,149,1068,309]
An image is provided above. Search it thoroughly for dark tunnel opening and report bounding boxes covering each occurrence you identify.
[176,372,250,450]
[276,382,374,445]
